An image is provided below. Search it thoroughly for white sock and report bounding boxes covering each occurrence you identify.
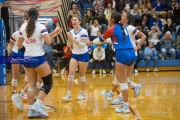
[29,105,33,110]
[124,102,129,106]
[36,99,42,105]
[67,91,71,94]
[127,78,137,88]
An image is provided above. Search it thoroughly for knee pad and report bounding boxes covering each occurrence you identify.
[36,82,44,89]
[24,75,28,82]
[68,75,74,82]
[120,83,128,91]
[113,76,120,86]
[80,76,86,82]
[40,73,53,95]
[12,78,18,86]
[28,86,36,92]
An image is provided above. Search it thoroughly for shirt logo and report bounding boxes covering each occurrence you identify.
[26,38,36,44]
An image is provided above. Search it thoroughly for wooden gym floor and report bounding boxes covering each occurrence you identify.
[0,71,180,120]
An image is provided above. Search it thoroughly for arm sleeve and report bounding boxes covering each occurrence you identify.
[41,25,48,35]
[10,33,16,42]
[79,30,88,47]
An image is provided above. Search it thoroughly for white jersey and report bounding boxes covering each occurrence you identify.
[19,22,48,56]
[70,28,88,54]
[126,25,139,56]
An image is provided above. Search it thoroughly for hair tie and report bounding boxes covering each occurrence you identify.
[31,15,36,19]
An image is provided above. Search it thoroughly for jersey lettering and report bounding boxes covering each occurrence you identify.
[26,38,36,44]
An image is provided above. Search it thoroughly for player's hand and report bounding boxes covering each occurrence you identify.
[112,57,116,61]
[98,58,101,61]
[66,32,73,41]
[54,27,62,34]
[81,38,93,46]
[134,46,138,51]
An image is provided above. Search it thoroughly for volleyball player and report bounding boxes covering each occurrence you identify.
[17,8,53,118]
[62,16,89,101]
[100,12,146,107]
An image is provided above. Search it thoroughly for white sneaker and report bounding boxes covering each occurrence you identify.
[115,104,130,113]
[77,91,86,101]
[134,69,138,73]
[133,84,142,97]
[154,68,158,72]
[146,68,149,72]
[100,91,113,100]
[92,70,96,74]
[11,94,24,110]
[102,70,106,74]
[52,69,57,73]
[111,95,124,105]
[31,103,49,118]
[28,110,41,118]
[110,70,114,74]
[62,93,71,101]
[60,68,66,75]
[41,104,51,111]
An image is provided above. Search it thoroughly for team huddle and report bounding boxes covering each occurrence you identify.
[9,8,146,118]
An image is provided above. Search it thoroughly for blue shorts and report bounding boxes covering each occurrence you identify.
[24,56,46,68]
[72,52,89,62]
[116,49,135,66]
[134,56,138,62]
[11,50,24,57]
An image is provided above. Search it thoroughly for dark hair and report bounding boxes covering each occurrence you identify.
[111,12,126,41]
[26,8,38,38]
[125,11,134,25]
[22,10,28,22]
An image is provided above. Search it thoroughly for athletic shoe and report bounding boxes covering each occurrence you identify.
[134,69,138,73]
[77,91,86,101]
[134,84,142,97]
[28,110,41,118]
[52,69,57,73]
[31,103,49,118]
[154,68,158,72]
[101,91,113,100]
[92,70,96,74]
[11,94,24,110]
[62,93,71,101]
[41,104,51,111]
[110,70,114,74]
[12,91,16,95]
[102,70,106,74]
[115,104,130,113]
[111,95,123,105]
[146,68,149,72]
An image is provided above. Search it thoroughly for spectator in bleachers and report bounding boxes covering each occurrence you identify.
[114,0,123,12]
[173,2,180,23]
[160,31,176,60]
[103,0,113,8]
[106,8,116,20]
[147,2,154,14]
[148,26,161,52]
[144,42,158,72]
[140,0,148,11]
[71,0,84,10]
[141,14,149,28]
[163,19,176,35]
[151,0,166,16]
[92,44,106,74]
[148,12,163,30]
[91,4,100,17]
[89,19,102,41]
[94,7,107,33]
[92,31,108,49]
[93,0,103,7]
[68,5,81,18]
[105,42,115,74]
[122,0,133,12]
[104,3,112,16]
[131,4,142,24]
[83,10,94,30]
[176,29,180,59]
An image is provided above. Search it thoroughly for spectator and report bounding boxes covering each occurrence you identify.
[147,2,154,14]
[83,10,93,30]
[105,43,115,74]
[93,0,103,7]
[91,4,100,17]
[114,0,123,12]
[140,0,148,12]
[173,2,180,23]
[141,14,149,28]
[148,12,162,30]
[104,0,113,8]
[92,44,106,74]
[176,29,180,59]
[94,7,107,33]
[106,8,116,20]
[68,5,81,18]
[151,0,166,16]
[122,0,133,12]
[131,4,142,24]
[104,3,112,16]
[89,19,101,41]
[160,31,176,60]
[163,19,176,35]
[71,0,84,10]
[144,42,158,72]
[63,45,72,76]
[148,26,161,52]
[92,31,108,49]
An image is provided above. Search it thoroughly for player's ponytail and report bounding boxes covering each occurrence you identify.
[26,8,39,38]
[111,12,126,42]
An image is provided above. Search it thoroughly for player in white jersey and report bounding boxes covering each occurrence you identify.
[62,16,89,101]
[17,8,55,118]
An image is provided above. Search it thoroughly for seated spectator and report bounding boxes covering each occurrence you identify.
[122,0,133,12]
[140,0,148,12]
[94,7,107,33]
[93,0,103,7]
[147,2,154,14]
[148,26,161,52]
[160,31,176,60]
[148,12,162,30]
[173,2,180,23]
[104,3,112,16]
[151,0,166,16]
[68,7,81,18]
[144,42,158,72]
[63,45,72,76]
[106,8,116,20]
[131,4,142,25]
[91,4,100,17]
[92,44,106,74]
[68,4,81,18]
[141,14,149,28]
[105,43,115,74]
[163,19,176,35]
[114,0,123,12]
[71,0,84,10]
[92,31,108,49]
[104,0,113,8]
[176,28,180,59]
[89,19,101,41]
[83,10,93,30]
